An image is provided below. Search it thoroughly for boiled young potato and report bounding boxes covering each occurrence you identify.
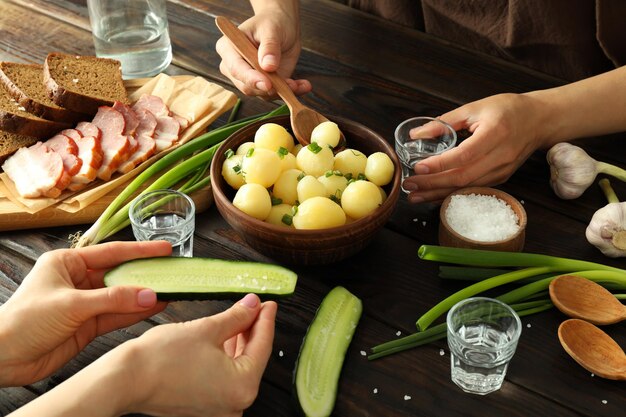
[311,121,341,148]
[254,123,294,152]
[292,196,346,229]
[318,172,349,201]
[241,148,282,188]
[236,141,255,155]
[365,152,394,186]
[334,148,367,178]
[265,203,294,227]
[296,143,334,177]
[297,175,327,202]
[233,183,272,220]
[221,153,245,190]
[341,180,383,219]
[273,169,304,205]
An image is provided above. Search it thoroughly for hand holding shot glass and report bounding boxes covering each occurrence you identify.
[446,297,522,395]
[394,117,457,194]
[129,189,195,257]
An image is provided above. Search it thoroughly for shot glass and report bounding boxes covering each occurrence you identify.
[394,117,457,194]
[129,189,195,257]
[446,297,522,395]
[87,0,173,78]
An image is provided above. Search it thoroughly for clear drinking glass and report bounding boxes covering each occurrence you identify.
[446,297,522,395]
[394,117,457,194]
[86,0,173,78]
[129,189,195,257]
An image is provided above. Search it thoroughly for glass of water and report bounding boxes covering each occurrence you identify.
[446,297,522,395]
[86,0,173,79]
[394,117,457,194]
[129,189,195,257]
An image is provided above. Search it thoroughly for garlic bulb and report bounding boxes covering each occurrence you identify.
[547,142,626,200]
[585,202,626,257]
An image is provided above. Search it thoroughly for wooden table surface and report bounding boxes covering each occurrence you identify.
[1,1,625,416]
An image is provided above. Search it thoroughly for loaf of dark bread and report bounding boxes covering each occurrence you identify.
[0,62,90,125]
[0,82,70,138]
[44,52,128,116]
[0,129,38,164]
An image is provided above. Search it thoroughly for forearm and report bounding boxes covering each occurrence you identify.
[524,66,626,147]
[8,348,134,417]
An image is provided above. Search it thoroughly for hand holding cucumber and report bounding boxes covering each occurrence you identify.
[0,240,171,387]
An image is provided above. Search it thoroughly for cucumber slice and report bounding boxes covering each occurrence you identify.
[104,257,297,300]
[294,286,362,417]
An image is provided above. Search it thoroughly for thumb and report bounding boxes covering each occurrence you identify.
[257,29,282,72]
[72,286,158,320]
[212,293,262,343]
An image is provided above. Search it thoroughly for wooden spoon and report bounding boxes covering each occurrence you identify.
[558,319,626,380]
[215,16,345,148]
[549,274,626,325]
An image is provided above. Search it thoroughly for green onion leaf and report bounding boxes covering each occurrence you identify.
[307,142,322,154]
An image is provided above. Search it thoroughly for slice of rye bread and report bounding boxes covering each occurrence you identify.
[44,52,128,116]
[0,129,38,164]
[0,62,90,124]
[0,81,70,139]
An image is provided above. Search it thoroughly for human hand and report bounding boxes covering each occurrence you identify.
[402,93,546,203]
[216,6,312,98]
[0,240,171,387]
[117,294,277,416]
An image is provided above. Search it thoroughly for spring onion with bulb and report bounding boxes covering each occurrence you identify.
[74,104,289,247]
[368,245,626,360]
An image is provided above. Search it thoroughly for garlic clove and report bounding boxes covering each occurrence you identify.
[547,143,598,200]
[586,202,626,257]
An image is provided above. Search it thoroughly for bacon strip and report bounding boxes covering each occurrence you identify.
[45,133,82,176]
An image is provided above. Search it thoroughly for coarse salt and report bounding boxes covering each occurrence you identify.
[439,349,445,356]
[404,395,411,401]
[360,350,367,356]
[396,330,402,336]
[373,388,378,394]
[601,400,607,405]
[278,350,284,357]
[445,194,519,242]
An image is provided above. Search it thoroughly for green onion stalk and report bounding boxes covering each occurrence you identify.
[368,245,626,360]
[74,104,289,247]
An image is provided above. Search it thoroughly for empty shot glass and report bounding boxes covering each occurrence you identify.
[87,0,173,78]
[394,117,457,193]
[129,189,195,257]
[446,297,522,395]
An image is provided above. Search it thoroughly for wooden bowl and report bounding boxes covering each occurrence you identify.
[438,187,527,252]
[210,114,401,265]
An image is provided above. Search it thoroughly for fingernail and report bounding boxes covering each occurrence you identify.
[137,289,157,307]
[261,55,278,69]
[240,293,259,308]
[255,81,267,91]
[403,181,417,191]
[413,164,429,175]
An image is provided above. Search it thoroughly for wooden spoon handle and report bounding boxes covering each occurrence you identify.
[215,16,301,110]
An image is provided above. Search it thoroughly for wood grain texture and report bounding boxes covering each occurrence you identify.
[0,1,624,417]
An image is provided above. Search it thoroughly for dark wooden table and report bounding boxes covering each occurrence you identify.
[1,1,624,416]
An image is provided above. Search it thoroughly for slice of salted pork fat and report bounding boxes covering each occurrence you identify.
[91,106,130,181]
[68,135,104,190]
[45,133,82,176]
[112,101,139,154]
[117,108,157,174]
[1,142,71,198]
[132,94,180,151]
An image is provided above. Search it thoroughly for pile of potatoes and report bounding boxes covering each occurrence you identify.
[221,121,394,230]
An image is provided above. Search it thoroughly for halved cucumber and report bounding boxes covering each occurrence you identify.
[104,257,297,300]
[294,286,362,417]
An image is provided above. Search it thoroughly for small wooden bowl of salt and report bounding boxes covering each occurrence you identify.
[439,187,527,252]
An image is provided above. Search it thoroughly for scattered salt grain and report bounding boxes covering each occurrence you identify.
[72,78,79,83]
[278,350,284,357]
[591,373,595,377]
[520,200,525,205]
[602,400,607,405]
[412,218,418,222]
[422,221,427,227]
[526,323,532,328]
[404,395,411,401]
[373,388,378,394]
[396,330,402,336]
[17,106,26,111]
[445,194,519,241]
[439,349,445,356]
[360,350,367,356]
